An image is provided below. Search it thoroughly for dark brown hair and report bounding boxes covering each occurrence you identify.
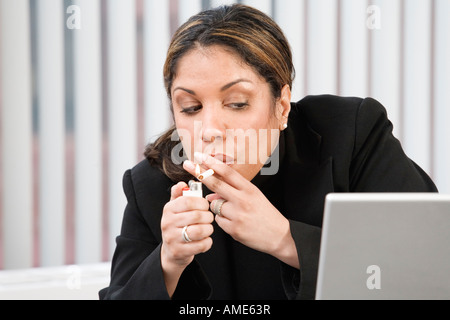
[145,4,295,182]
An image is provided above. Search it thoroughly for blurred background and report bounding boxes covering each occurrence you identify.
[0,0,449,299]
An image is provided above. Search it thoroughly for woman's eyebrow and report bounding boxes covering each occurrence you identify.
[220,78,253,91]
[173,79,253,96]
[173,87,196,95]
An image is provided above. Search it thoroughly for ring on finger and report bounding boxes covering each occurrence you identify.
[212,199,227,216]
[182,225,192,243]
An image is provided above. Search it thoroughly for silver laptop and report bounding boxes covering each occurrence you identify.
[316,193,450,300]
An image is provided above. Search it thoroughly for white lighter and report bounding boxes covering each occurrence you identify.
[182,180,203,198]
[182,164,214,198]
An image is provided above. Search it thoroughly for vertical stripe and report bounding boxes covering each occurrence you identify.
[402,0,432,174]
[136,0,145,160]
[336,0,342,95]
[433,0,450,194]
[100,0,109,263]
[399,0,405,142]
[241,0,272,16]
[369,0,402,139]
[274,0,305,102]
[339,0,369,97]
[107,0,138,257]
[36,0,66,267]
[429,0,435,180]
[178,0,202,26]
[29,0,39,268]
[0,0,33,269]
[64,0,76,265]
[0,0,3,269]
[72,0,103,264]
[143,0,172,143]
[305,0,338,95]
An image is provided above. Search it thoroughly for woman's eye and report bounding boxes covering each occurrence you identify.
[227,102,249,110]
[180,105,202,114]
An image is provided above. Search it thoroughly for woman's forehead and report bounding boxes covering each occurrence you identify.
[172,45,265,92]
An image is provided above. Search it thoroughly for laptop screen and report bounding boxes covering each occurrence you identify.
[316,193,450,300]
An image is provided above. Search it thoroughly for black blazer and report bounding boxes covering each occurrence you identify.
[99,95,437,300]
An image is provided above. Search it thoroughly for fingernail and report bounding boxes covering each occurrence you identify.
[183,159,195,171]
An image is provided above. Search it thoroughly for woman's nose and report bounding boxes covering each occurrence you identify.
[201,125,223,143]
[200,110,224,143]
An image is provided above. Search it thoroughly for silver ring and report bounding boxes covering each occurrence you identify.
[182,225,192,243]
[212,199,226,216]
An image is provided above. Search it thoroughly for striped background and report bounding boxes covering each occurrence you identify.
[0,0,449,270]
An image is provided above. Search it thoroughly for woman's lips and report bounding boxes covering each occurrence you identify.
[210,153,235,164]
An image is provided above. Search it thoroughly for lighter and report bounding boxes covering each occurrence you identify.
[182,180,203,198]
[182,164,214,197]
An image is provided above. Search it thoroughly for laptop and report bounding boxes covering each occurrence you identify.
[315,193,450,300]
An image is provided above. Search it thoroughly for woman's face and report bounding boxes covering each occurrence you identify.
[171,45,290,181]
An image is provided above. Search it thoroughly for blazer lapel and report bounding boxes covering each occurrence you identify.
[281,122,335,228]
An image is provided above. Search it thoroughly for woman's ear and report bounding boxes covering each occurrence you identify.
[277,84,291,130]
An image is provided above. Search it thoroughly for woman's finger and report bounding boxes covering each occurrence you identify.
[168,194,210,213]
[166,236,213,262]
[183,160,237,199]
[209,198,233,220]
[194,152,250,191]
[170,181,188,201]
[172,210,215,227]
[179,224,214,242]
[205,193,221,202]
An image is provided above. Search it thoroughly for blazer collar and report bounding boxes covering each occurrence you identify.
[280,116,335,227]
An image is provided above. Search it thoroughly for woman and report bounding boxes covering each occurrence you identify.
[99,4,437,300]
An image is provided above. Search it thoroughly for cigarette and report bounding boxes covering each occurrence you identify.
[197,169,215,181]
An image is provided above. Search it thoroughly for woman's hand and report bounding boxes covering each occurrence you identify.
[183,153,299,269]
[160,181,214,297]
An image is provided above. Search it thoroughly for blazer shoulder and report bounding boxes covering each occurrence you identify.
[125,158,174,207]
[293,94,362,118]
[296,94,364,107]
[290,94,387,133]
